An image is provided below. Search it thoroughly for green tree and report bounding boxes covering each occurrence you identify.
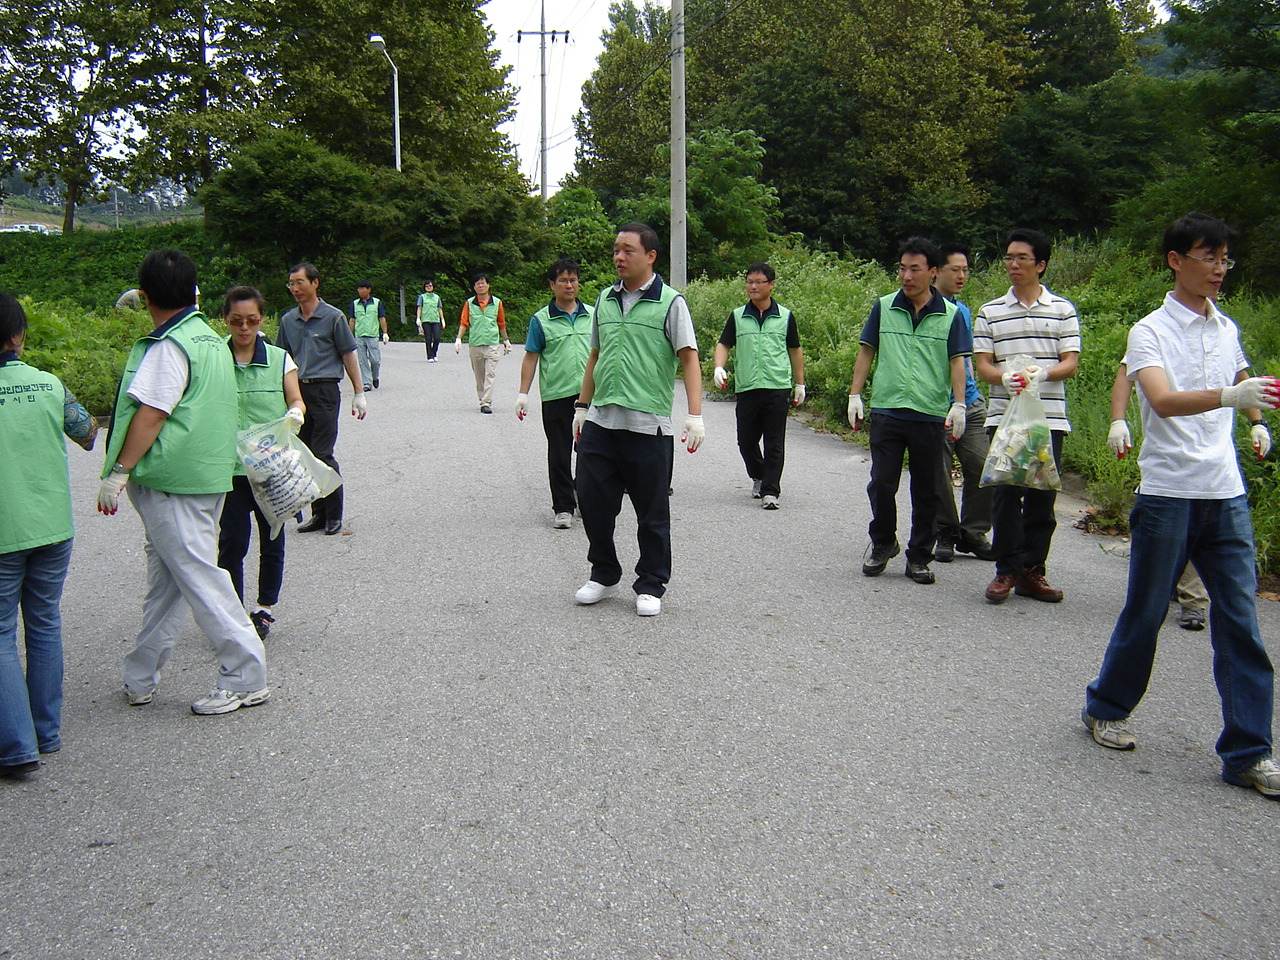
[1021,0,1139,89]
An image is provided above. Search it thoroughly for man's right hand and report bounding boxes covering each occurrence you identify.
[572,406,588,446]
[516,393,529,421]
[847,394,864,430]
[97,471,129,515]
[713,366,728,390]
[454,338,462,355]
[1107,419,1132,458]
[1221,377,1280,410]
[351,392,368,419]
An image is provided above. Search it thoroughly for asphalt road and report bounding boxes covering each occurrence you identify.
[4,340,1278,960]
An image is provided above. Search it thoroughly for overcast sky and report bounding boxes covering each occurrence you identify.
[482,0,616,195]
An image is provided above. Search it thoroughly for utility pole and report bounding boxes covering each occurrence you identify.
[517,0,568,201]
[669,0,687,287]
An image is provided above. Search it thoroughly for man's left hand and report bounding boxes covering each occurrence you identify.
[502,339,512,355]
[792,384,805,407]
[381,332,389,344]
[682,415,705,453]
[945,402,966,441]
[352,392,368,419]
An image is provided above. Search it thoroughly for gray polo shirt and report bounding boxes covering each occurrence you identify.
[276,299,358,380]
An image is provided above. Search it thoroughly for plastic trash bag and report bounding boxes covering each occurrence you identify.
[236,415,342,539]
[980,355,1061,490]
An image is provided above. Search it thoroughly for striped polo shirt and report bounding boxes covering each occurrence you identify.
[973,285,1081,431]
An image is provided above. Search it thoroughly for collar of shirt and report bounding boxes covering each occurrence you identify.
[892,288,949,320]
[145,305,199,340]
[611,273,663,301]
[547,299,588,320]
[226,334,270,366]
[744,299,780,321]
[1002,285,1053,308]
[1161,290,1229,329]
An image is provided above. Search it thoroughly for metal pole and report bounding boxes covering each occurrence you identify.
[669,0,687,288]
[540,0,548,201]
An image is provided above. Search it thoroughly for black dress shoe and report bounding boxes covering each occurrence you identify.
[297,515,325,533]
[324,519,344,535]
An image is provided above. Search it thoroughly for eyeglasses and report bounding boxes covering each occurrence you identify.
[1183,253,1236,270]
[1002,256,1038,266]
[285,279,311,289]
[745,279,773,286]
[228,317,263,327]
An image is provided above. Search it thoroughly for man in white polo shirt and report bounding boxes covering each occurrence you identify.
[1082,213,1280,799]
[973,228,1080,604]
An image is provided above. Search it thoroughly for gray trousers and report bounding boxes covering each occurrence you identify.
[122,485,266,695]
[935,396,993,543]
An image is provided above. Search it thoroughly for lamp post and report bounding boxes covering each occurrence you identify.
[368,34,401,172]
[369,33,406,324]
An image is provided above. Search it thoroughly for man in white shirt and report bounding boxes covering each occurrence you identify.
[1082,213,1280,799]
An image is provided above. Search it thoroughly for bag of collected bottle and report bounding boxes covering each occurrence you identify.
[236,415,342,539]
[980,355,1061,490]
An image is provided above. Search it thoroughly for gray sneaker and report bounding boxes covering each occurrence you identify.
[124,685,155,707]
[1081,708,1136,750]
[1224,757,1280,798]
[191,687,271,716]
[904,560,935,584]
[751,479,763,499]
[761,495,779,510]
[553,512,573,529]
[861,539,900,577]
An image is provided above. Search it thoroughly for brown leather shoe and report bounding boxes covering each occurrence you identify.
[984,573,1018,604]
[1015,566,1063,603]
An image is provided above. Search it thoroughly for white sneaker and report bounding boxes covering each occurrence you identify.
[191,687,271,716]
[553,512,573,529]
[575,580,617,605]
[636,594,661,616]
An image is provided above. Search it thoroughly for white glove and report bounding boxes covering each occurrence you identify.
[714,366,728,390]
[97,470,129,515]
[351,392,368,419]
[1107,419,1132,458]
[285,406,305,427]
[792,384,805,406]
[516,393,529,421]
[945,402,966,440]
[502,339,512,355]
[1253,423,1272,459]
[1221,377,1280,410]
[415,322,423,333]
[381,332,389,344]
[572,406,588,444]
[847,393,864,429]
[1001,369,1028,395]
[1024,365,1046,386]
[454,338,462,354]
[682,414,705,452]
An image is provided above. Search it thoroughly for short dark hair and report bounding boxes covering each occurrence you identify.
[0,292,28,348]
[138,249,198,310]
[1163,212,1234,258]
[423,278,434,288]
[357,280,372,290]
[745,262,775,282]
[472,272,491,285]
[289,262,320,282]
[222,285,266,318]
[899,236,941,269]
[938,242,970,263]
[547,258,580,283]
[617,222,660,253]
[1006,228,1051,268]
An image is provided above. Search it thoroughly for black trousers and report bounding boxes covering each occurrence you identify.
[990,428,1064,576]
[298,380,343,523]
[867,414,945,565]
[735,388,789,497]
[542,396,578,514]
[576,422,672,597]
[423,322,441,359]
[218,474,285,606]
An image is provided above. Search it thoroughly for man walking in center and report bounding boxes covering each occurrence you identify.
[276,262,367,537]
[572,223,704,617]
[848,236,971,585]
[1082,212,1280,800]
[96,249,269,716]
[932,243,994,562]
[455,272,511,414]
[713,262,805,510]
[517,258,593,529]
[348,281,388,390]
[973,228,1080,604]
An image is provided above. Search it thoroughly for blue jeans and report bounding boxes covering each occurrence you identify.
[0,538,73,766]
[1085,495,1274,774]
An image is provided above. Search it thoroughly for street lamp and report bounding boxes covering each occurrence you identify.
[369,33,406,325]
[368,33,401,172]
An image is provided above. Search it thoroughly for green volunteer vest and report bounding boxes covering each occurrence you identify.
[732,302,793,391]
[228,338,289,476]
[352,297,382,337]
[466,296,502,346]
[418,292,441,321]
[535,302,593,402]
[0,360,73,552]
[871,292,957,417]
[592,280,681,416]
[103,310,238,494]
